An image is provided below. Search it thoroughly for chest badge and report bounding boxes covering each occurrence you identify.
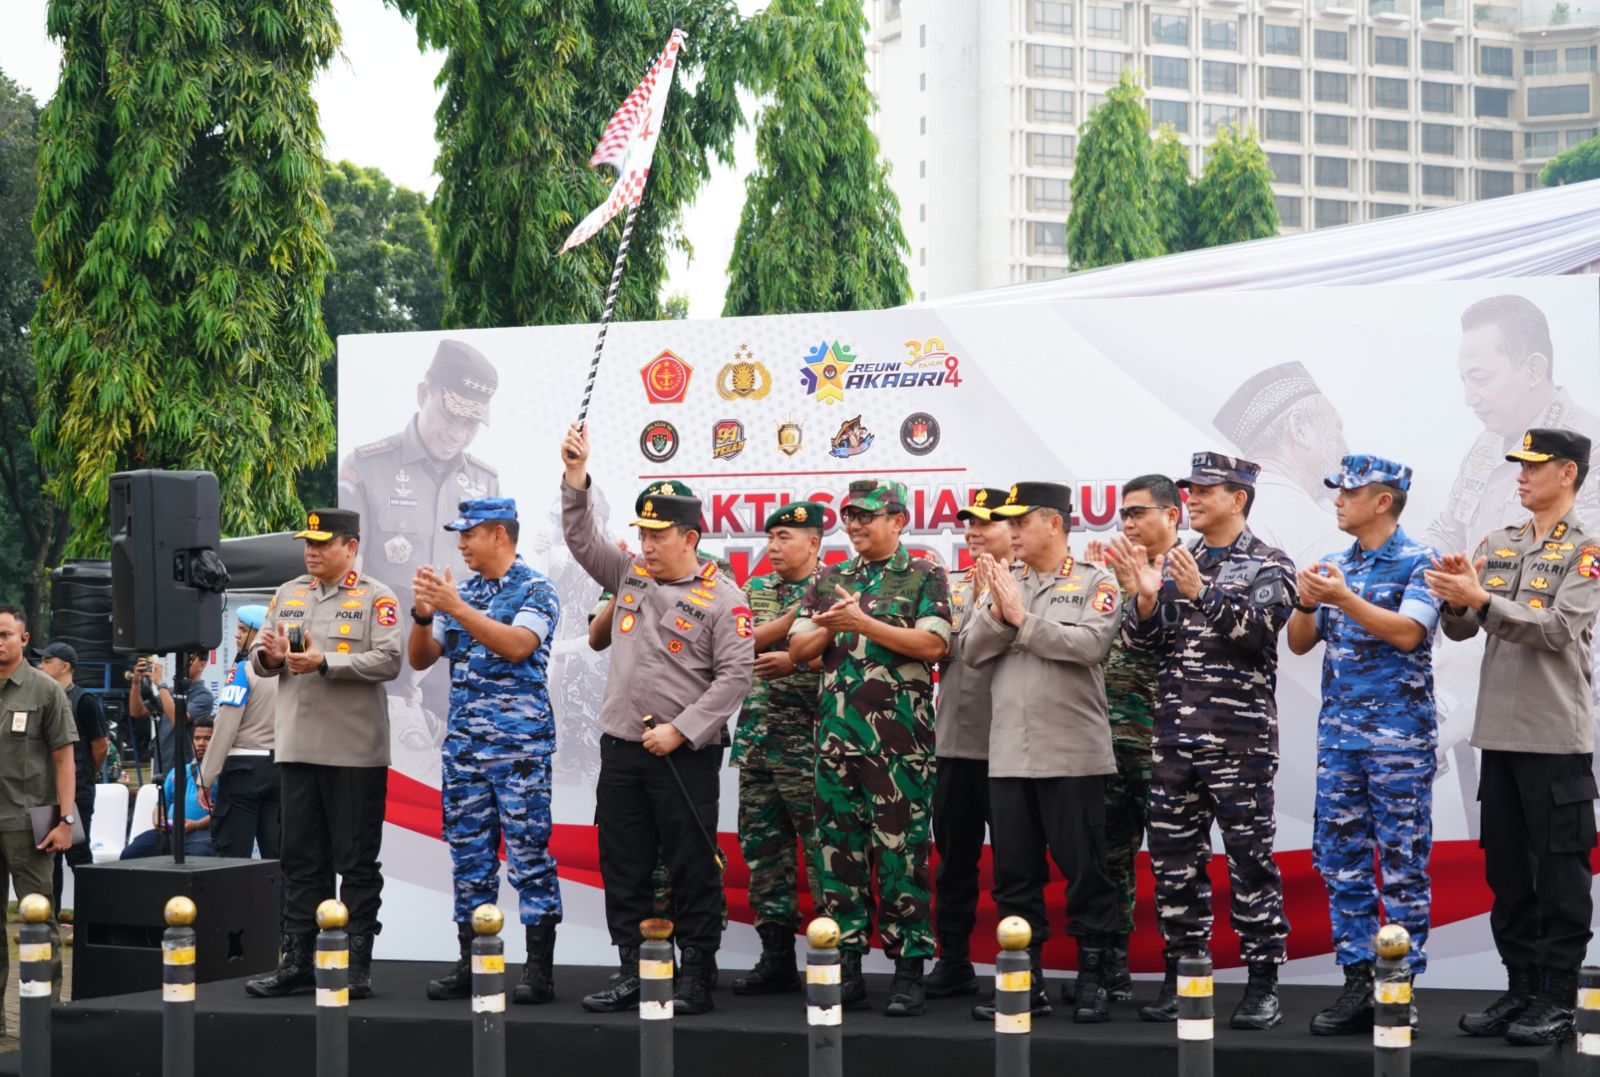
[1529,596,1547,608]
[619,612,638,635]
[673,616,695,633]
[1485,576,1508,588]
[1494,547,1516,558]
[667,638,684,654]
[1530,577,1550,591]
[385,535,414,565]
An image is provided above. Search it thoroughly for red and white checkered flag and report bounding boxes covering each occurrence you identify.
[560,28,687,254]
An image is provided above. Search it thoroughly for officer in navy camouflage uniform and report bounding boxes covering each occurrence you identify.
[406,497,563,1005]
[1287,455,1439,1035]
[1113,452,1295,1030]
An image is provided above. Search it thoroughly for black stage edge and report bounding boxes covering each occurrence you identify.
[24,963,1580,1077]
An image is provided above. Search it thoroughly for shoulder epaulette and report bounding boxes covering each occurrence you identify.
[354,436,402,459]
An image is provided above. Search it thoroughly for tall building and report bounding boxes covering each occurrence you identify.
[870,0,1600,298]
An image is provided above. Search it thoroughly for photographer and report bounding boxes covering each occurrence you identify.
[119,717,215,859]
[127,652,214,779]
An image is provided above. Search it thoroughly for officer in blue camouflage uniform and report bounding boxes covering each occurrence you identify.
[406,497,563,1005]
[1110,452,1296,1030]
[1286,455,1439,1035]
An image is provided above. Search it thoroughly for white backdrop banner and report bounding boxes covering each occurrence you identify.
[336,277,1600,986]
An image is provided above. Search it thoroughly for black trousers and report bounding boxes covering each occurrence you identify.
[932,756,990,947]
[989,775,1119,945]
[597,734,723,951]
[51,802,94,917]
[280,763,387,937]
[1479,749,1597,973]
[213,755,282,859]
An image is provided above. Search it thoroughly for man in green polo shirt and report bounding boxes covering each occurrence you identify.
[0,605,80,1012]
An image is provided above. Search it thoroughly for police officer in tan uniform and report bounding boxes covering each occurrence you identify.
[245,507,403,1001]
[559,424,755,1017]
[1429,428,1600,1046]
[963,482,1122,1024]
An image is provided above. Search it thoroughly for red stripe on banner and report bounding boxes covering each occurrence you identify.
[386,770,1595,971]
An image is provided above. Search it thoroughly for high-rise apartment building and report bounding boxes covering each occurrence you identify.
[870,0,1600,298]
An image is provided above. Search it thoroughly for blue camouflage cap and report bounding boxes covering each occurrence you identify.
[1176,451,1261,489]
[443,497,519,532]
[1323,453,1413,492]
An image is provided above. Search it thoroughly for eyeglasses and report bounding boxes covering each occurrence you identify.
[841,509,892,525]
[1119,505,1173,521]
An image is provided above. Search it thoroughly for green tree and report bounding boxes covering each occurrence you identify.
[32,0,339,555]
[1193,123,1280,248]
[1068,69,1162,269]
[298,160,445,508]
[1542,134,1600,186]
[0,73,67,629]
[397,1,747,330]
[1150,125,1195,256]
[722,0,909,316]
[659,291,690,320]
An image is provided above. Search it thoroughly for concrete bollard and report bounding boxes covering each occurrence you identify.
[1176,956,1214,1077]
[1373,924,1414,1077]
[471,904,507,1077]
[994,916,1033,1077]
[315,899,350,1077]
[17,893,53,1077]
[640,918,675,1077]
[806,918,843,1077]
[1578,966,1600,1072]
[163,896,198,1077]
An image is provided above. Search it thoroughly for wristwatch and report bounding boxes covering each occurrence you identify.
[411,608,434,626]
[61,813,76,827]
[1293,602,1318,614]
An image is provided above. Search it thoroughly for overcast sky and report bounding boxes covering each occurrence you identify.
[0,0,758,318]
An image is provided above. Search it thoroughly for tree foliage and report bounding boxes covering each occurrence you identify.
[721,0,909,316]
[0,72,67,629]
[1542,134,1600,187]
[32,0,339,555]
[1150,125,1195,256]
[394,0,747,330]
[1193,123,1280,248]
[1067,69,1162,270]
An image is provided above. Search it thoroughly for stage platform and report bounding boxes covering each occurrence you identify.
[14,962,1580,1076]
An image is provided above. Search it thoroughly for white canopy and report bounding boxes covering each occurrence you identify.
[935,178,1600,306]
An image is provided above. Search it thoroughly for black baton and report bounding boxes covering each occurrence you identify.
[642,715,727,873]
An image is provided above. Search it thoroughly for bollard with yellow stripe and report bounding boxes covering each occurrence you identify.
[994,917,1032,1077]
[315,900,350,1077]
[1579,967,1600,1065]
[639,918,675,1077]
[18,893,54,1077]
[806,917,844,1077]
[1373,924,1414,1077]
[163,897,198,1077]
[1176,955,1214,1077]
[471,904,507,1077]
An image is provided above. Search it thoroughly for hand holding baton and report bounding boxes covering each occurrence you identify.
[641,715,727,874]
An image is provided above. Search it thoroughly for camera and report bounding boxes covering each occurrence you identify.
[286,625,306,654]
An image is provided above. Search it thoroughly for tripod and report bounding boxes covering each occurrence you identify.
[136,653,194,863]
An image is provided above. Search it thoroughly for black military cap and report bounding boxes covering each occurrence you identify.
[426,339,498,425]
[295,507,361,541]
[957,487,1012,522]
[765,501,826,531]
[1214,361,1322,453]
[632,494,702,532]
[1507,427,1593,465]
[991,482,1073,517]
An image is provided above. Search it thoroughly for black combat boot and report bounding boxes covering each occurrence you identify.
[1309,960,1374,1035]
[348,933,375,1000]
[1139,956,1180,1022]
[733,923,801,996]
[582,945,640,1013]
[1460,965,1536,1037]
[1505,968,1577,1046]
[925,934,980,998]
[885,957,926,1017]
[514,921,556,1004]
[840,950,870,1010]
[1105,935,1134,1002]
[1073,941,1111,1024]
[673,946,717,1016]
[245,933,316,998]
[426,923,475,1001]
[1230,960,1282,1030]
[973,945,1052,1020]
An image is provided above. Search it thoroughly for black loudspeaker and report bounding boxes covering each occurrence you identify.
[109,469,227,654]
[72,857,282,999]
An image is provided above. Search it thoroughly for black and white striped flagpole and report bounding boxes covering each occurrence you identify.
[163,896,198,1077]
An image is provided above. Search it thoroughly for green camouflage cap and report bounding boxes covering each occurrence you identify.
[765,500,826,531]
[844,478,909,514]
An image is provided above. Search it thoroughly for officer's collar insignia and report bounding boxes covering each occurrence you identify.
[1060,555,1075,576]
[341,571,360,589]
[1555,522,1570,540]
[698,561,718,581]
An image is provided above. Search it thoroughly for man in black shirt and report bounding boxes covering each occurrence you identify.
[39,642,108,910]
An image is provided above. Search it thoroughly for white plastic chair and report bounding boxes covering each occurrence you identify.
[90,783,130,863]
[127,782,161,844]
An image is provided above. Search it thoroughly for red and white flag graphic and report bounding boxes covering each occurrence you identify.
[559,28,687,254]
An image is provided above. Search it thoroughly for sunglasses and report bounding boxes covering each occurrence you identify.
[1118,504,1174,521]
[841,509,894,524]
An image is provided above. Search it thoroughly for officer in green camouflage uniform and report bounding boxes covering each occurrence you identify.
[1093,475,1183,1003]
[730,501,827,995]
[790,479,953,1018]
